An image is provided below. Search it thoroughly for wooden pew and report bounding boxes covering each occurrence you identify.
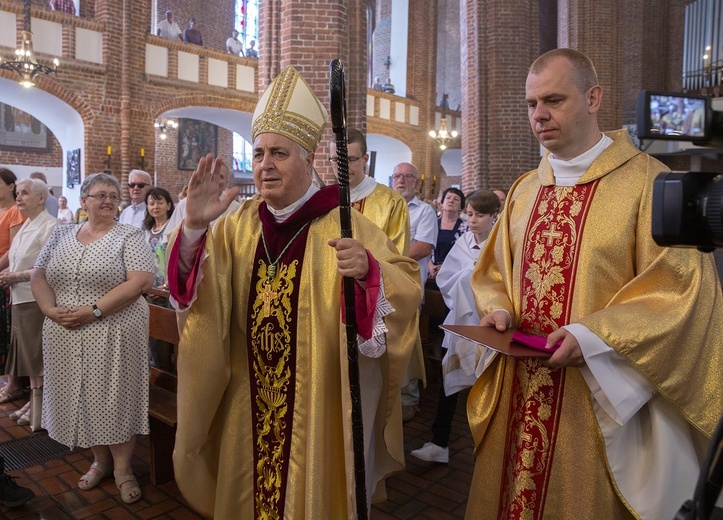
[146,290,179,486]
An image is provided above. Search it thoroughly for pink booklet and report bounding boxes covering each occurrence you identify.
[510,331,561,352]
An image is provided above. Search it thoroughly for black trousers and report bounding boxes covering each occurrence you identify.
[431,347,458,448]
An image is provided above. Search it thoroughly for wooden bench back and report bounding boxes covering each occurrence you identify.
[148,296,179,393]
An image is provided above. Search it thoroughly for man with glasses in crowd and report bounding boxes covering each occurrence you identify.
[392,162,437,422]
[120,170,152,228]
[328,129,409,255]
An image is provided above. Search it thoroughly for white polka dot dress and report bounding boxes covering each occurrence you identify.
[35,223,154,448]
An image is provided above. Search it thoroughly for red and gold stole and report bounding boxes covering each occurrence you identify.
[497,182,599,519]
[247,187,339,520]
[351,198,366,214]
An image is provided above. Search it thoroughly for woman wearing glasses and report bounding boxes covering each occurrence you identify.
[31,173,154,504]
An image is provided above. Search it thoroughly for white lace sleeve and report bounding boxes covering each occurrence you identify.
[357,265,394,358]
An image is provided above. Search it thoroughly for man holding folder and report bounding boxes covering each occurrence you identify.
[466,48,723,520]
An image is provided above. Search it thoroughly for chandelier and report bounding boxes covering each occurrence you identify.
[154,118,178,140]
[0,0,59,88]
[428,93,459,151]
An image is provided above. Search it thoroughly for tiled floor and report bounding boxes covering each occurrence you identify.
[0,369,474,519]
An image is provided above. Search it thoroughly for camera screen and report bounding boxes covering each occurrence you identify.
[647,95,707,138]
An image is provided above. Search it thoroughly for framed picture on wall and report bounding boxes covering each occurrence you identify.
[177,118,218,171]
[67,148,81,188]
[0,103,50,152]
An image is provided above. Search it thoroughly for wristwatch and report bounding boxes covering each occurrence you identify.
[92,304,103,320]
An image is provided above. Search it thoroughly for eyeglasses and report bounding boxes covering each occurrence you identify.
[328,156,363,164]
[87,192,120,202]
[128,182,149,189]
[391,173,418,180]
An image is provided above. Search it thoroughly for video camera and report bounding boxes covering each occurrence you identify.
[638,91,723,519]
[637,91,723,251]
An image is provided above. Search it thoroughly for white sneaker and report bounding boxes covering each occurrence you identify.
[410,442,449,463]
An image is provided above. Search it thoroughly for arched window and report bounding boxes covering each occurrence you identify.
[235,0,260,51]
[232,132,252,174]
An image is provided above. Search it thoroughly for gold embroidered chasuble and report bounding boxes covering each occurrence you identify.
[350,181,416,503]
[172,193,421,519]
[351,183,411,256]
[466,130,723,520]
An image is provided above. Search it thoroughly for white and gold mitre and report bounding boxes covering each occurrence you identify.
[251,66,328,153]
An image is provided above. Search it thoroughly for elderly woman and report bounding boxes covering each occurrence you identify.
[56,197,74,225]
[0,169,27,401]
[0,179,58,429]
[31,173,154,504]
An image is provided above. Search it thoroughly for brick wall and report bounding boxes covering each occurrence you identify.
[460,0,540,194]
[0,0,715,206]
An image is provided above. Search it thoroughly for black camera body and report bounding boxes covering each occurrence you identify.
[639,90,723,251]
[652,171,723,251]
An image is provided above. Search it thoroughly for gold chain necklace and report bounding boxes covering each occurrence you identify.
[260,222,309,280]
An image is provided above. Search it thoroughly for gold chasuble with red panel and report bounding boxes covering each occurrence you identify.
[466,130,723,520]
[170,186,422,520]
[498,182,598,519]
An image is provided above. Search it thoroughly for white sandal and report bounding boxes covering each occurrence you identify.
[9,402,29,421]
[78,460,113,490]
[115,474,142,504]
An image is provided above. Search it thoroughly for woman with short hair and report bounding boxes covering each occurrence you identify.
[32,173,154,504]
[0,178,58,428]
[57,197,74,225]
[410,190,500,464]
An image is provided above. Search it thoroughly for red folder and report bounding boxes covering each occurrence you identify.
[439,325,556,358]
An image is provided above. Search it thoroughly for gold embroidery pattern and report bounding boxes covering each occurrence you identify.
[497,184,598,519]
[499,359,564,520]
[520,187,589,335]
[251,67,326,152]
[250,258,298,520]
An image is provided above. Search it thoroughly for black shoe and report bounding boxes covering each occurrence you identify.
[0,473,34,508]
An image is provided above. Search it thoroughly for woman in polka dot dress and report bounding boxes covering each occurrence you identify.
[32,173,154,504]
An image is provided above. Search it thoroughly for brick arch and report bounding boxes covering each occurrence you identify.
[0,72,93,129]
[150,95,257,120]
[366,121,417,151]
[30,76,95,126]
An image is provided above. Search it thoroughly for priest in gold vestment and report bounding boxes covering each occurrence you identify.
[329,128,410,256]
[329,128,417,502]
[167,66,421,519]
[466,49,723,520]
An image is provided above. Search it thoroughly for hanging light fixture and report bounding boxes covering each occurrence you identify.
[154,118,178,140]
[0,0,59,88]
[429,93,459,151]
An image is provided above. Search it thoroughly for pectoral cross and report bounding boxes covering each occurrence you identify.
[541,223,562,246]
[262,282,278,318]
